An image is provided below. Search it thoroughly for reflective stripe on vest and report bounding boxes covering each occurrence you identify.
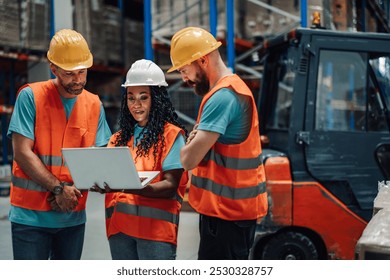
[194,148,266,199]
[106,200,180,225]
[12,176,46,192]
[191,176,266,200]
[106,192,183,222]
[39,155,63,166]
[204,148,263,170]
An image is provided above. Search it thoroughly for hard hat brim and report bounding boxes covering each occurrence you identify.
[121,81,168,88]
[48,53,93,71]
[167,41,222,73]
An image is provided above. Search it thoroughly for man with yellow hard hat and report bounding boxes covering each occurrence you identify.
[168,27,268,260]
[7,29,112,260]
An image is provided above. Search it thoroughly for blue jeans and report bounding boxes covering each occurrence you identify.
[109,232,176,260]
[11,222,85,260]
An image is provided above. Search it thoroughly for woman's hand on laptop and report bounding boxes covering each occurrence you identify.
[90,182,113,193]
[90,182,142,194]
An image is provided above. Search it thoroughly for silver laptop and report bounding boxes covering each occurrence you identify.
[61,147,160,190]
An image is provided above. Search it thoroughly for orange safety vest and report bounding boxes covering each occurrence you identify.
[188,74,268,221]
[10,80,101,211]
[105,123,188,245]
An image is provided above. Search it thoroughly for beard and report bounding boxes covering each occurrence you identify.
[60,80,86,95]
[187,65,209,97]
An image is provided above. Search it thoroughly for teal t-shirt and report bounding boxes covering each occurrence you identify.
[7,86,112,228]
[197,88,252,144]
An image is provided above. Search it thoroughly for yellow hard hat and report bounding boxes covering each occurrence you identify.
[47,29,93,71]
[167,27,222,73]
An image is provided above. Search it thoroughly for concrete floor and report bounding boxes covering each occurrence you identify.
[0,192,199,260]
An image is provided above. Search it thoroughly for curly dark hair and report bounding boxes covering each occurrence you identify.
[112,86,188,168]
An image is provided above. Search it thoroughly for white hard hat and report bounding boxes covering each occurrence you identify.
[122,59,168,87]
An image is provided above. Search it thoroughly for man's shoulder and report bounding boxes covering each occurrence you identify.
[17,85,34,96]
[210,87,236,100]
[207,88,239,107]
[15,86,35,107]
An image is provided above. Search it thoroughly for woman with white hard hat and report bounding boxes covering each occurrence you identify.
[91,59,188,260]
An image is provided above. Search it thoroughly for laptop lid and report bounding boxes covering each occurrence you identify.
[61,147,160,190]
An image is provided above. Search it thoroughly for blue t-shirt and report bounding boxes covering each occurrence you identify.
[198,88,252,144]
[133,124,185,171]
[7,86,112,228]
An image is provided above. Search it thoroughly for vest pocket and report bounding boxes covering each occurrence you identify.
[64,127,95,147]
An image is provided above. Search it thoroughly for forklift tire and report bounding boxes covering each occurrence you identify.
[261,231,319,260]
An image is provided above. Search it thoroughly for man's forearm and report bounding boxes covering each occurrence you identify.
[14,151,60,192]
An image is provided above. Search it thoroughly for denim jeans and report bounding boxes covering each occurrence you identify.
[198,214,256,260]
[109,232,176,260]
[11,222,85,260]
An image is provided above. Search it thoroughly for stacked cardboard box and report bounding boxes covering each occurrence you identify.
[74,1,124,65]
[0,0,21,48]
[152,0,212,38]
[20,0,51,51]
[124,18,144,69]
[74,0,106,65]
[103,6,123,65]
